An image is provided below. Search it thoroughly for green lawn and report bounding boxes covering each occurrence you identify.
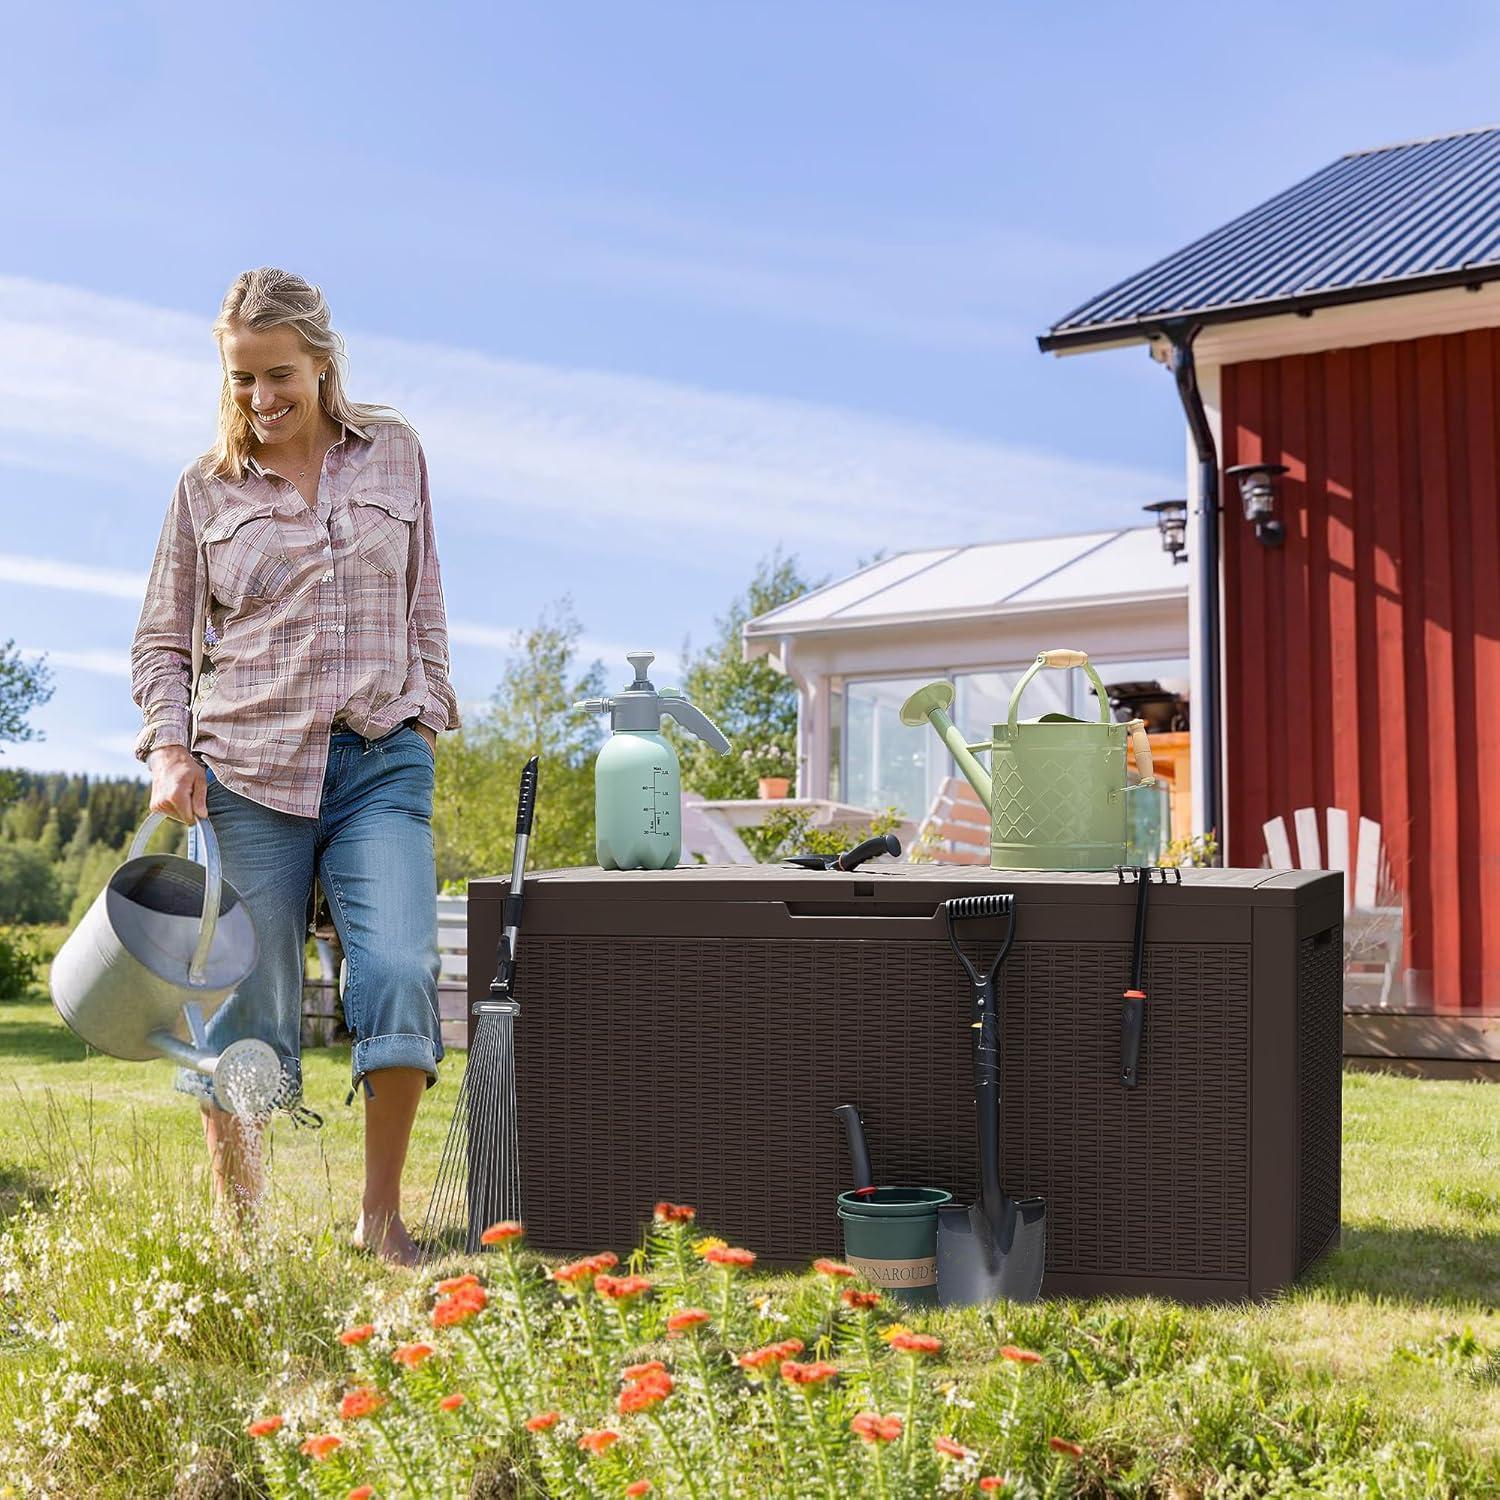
[4,993,1500,1497]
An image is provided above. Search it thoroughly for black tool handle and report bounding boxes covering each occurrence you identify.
[1121,868,1151,1087]
[1120,991,1145,1088]
[833,1104,874,1192]
[1129,867,1150,991]
[491,757,539,998]
[835,833,902,871]
[973,975,1004,1224]
[516,755,540,836]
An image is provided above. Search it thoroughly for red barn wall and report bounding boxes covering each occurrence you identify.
[1221,328,1500,1015]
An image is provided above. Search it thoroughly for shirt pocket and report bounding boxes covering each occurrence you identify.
[203,502,292,606]
[350,491,417,579]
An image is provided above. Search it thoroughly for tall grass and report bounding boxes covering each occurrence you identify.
[3,1002,1500,1495]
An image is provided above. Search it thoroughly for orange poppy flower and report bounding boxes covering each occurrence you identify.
[934,1434,975,1460]
[435,1274,480,1294]
[780,1359,839,1386]
[625,1483,654,1498]
[480,1220,524,1244]
[246,1415,284,1437]
[623,1360,667,1380]
[432,1285,488,1328]
[392,1342,435,1368]
[578,1428,621,1456]
[850,1411,902,1443]
[339,1324,375,1346]
[439,1392,467,1412]
[979,1479,1010,1494]
[702,1245,756,1269]
[841,1289,881,1310]
[526,1411,560,1432]
[347,1487,375,1500]
[1048,1437,1084,1460]
[554,1254,615,1285]
[652,1202,696,1224]
[300,1433,344,1460]
[596,1273,653,1301]
[617,1372,673,1414]
[812,1258,855,1278]
[889,1332,943,1356]
[339,1386,386,1422]
[999,1345,1043,1365]
[666,1308,712,1336]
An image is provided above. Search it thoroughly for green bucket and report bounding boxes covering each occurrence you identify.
[837,1187,953,1306]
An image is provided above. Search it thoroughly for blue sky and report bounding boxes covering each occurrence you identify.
[5,1,1500,778]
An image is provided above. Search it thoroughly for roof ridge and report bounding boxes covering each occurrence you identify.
[1343,123,1500,158]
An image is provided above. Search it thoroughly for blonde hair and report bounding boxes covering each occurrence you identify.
[204,267,408,481]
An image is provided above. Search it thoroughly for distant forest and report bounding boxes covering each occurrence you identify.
[2,771,152,849]
[0,771,176,926]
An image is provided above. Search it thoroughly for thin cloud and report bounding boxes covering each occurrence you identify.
[0,552,147,600]
[17,645,131,678]
[0,276,1175,557]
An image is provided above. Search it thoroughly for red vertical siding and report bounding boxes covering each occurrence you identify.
[1222,327,1500,1014]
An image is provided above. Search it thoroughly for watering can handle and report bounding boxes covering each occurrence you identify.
[129,812,222,988]
[1006,650,1113,733]
[1128,719,1156,787]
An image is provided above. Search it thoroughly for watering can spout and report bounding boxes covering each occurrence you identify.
[899,682,993,810]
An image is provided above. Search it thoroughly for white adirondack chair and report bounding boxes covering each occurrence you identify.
[1262,808,1404,1009]
[910,777,991,865]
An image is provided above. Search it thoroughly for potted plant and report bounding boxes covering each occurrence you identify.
[742,742,794,799]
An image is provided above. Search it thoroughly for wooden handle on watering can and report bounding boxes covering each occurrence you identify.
[1128,719,1156,787]
[1039,648,1089,669]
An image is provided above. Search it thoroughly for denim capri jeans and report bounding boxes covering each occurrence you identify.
[175,725,445,1109]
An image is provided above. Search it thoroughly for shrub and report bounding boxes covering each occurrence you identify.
[0,842,67,925]
[0,926,45,999]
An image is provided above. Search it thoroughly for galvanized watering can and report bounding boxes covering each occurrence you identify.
[901,649,1156,871]
[50,813,281,1114]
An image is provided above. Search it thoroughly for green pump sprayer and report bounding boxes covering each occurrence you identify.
[901,648,1155,871]
[575,651,732,870]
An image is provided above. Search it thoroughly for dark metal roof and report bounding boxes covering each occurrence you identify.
[1040,125,1500,352]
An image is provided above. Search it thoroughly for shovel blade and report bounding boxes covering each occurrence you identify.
[936,1196,1047,1307]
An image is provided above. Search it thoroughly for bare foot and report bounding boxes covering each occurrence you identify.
[352,1211,420,1267]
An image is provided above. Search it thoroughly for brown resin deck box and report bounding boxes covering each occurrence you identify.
[467,865,1343,1302]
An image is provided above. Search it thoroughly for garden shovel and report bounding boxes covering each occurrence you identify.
[937,893,1046,1305]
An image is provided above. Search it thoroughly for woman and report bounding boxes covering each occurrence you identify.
[131,267,458,1265]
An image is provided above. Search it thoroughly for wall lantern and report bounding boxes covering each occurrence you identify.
[1142,499,1189,564]
[1225,462,1288,548]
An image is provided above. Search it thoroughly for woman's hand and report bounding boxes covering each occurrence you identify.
[148,744,208,824]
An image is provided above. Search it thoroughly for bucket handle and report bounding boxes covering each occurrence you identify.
[1005,649,1113,734]
[128,812,222,987]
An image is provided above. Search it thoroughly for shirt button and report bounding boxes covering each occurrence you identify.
[336,625,345,634]
[322,570,334,582]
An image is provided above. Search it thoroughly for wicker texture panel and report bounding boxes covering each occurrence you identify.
[1297,929,1343,1268]
[512,934,1252,1279]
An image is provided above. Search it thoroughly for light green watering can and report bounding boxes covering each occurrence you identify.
[900,649,1155,871]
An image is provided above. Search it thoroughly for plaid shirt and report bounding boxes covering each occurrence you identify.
[131,420,460,818]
